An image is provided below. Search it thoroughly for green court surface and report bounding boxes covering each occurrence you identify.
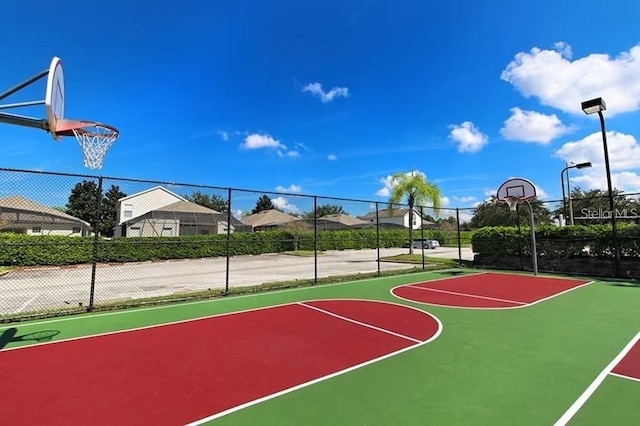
[1,270,639,425]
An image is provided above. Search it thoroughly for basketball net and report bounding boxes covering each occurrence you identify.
[505,196,519,212]
[72,124,119,169]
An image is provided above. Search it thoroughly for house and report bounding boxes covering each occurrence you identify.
[114,186,250,237]
[0,195,90,236]
[241,209,298,232]
[358,208,430,229]
[293,213,369,231]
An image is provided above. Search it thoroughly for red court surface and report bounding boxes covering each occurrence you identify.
[392,272,591,309]
[0,299,441,425]
[612,337,640,381]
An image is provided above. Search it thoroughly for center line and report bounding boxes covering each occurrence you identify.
[297,302,422,344]
[407,285,527,305]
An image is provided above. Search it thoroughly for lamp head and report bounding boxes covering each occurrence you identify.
[576,161,592,169]
[581,97,606,115]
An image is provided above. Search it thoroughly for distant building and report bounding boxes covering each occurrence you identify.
[359,208,433,229]
[0,195,90,236]
[241,209,298,232]
[114,186,249,237]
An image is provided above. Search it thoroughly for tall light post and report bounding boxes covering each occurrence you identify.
[581,97,621,277]
[560,161,592,225]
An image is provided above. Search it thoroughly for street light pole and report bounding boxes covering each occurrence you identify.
[581,97,622,277]
[560,161,592,226]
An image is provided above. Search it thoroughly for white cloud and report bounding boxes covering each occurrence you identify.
[555,131,640,171]
[440,196,451,208]
[555,131,640,193]
[327,154,337,160]
[500,108,574,144]
[217,130,229,141]
[449,121,488,153]
[241,133,286,150]
[501,42,640,116]
[287,150,300,157]
[453,195,477,203]
[303,82,350,103]
[276,184,303,193]
[271,196,301,214]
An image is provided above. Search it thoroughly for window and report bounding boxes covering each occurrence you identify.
[32,226,42,234]
[162,227,172,237]
[72,227,81,234]
[123,203,133,218]
[129,226,141,237]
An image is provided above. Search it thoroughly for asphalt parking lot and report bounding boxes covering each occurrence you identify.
[0,247,474,315]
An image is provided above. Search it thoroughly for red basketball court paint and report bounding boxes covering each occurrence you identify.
[0,299,441,425]
[612,337,640,381]
[392,272,591,309]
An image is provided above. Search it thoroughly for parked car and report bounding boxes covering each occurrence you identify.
[404,238,440,249]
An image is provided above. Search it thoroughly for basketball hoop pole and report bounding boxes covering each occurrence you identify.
[524,200,538,276]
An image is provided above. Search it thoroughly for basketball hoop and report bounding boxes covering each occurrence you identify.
[53,119,119,169]
[505,196,519,212]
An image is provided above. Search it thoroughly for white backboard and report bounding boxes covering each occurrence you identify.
[497,177,537,201]
[45,57,64,140]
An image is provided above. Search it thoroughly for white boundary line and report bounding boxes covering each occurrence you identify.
[406,285,526,305]
[390,274,594,311]
[298,302,423,343]
[186,299,442,425]
[554,331,640,426]
[1,269,451,330]
[609,372,640,383]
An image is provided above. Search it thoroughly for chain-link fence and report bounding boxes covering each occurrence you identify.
[474,193,640,278]
[0,167,470,322]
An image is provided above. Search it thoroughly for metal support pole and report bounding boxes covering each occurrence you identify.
[597,111,622,277]
[567,167,575,225]
[224,188,232,294]
[375,202,380,277]
[313,196,318,284]
[88,177,104,311]
[525,200,538,276]
[456,208,462,267]
[560,167,568,226]
[0,69,49,102]
[420,206,425,271]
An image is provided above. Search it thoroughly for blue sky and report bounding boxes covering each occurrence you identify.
[1,0,640,220]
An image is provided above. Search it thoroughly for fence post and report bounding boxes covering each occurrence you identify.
[456,208,462,267]
[375,202,380,276]
[313,196,318,285]
[420,206,425,271]
[224,188,232,294]
[88,176,103,312]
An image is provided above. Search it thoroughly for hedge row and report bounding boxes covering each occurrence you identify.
[0,229,464,267]
[471,224,640,259]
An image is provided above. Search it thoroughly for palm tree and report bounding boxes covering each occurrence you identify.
[388,170,442,254]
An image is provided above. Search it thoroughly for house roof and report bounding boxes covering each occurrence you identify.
[318,214,368,226]
[0,195,90,226]
[359,208,412,220]
[155,200,221,214]
[117,186,187,203]
[241,209,297,227]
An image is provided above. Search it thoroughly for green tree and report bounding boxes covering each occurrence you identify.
[284,220,312,251]
[470,196,552,229]
[303,204,348,219]
[252,195,276,214]
[185,191,228,212]
[66,181,100,229]
[557,187,640,225]
[388,170,442,254]
[100,185,127,237]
